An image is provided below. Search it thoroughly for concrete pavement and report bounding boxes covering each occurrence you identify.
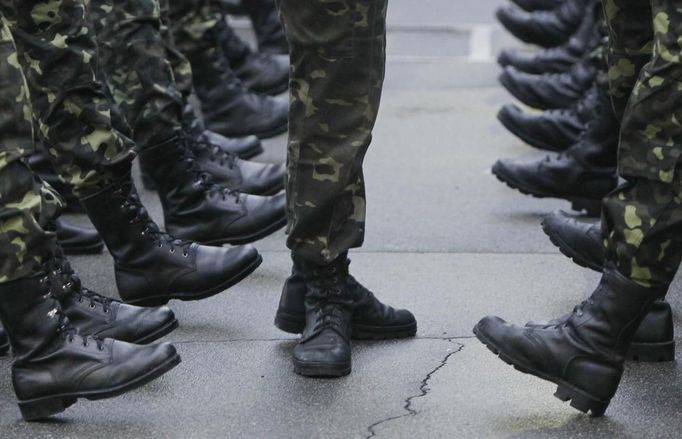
[2,0,682,437]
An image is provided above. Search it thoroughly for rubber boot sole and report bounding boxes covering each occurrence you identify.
[140,169,281,196]
[207,120,289,140]
[124,254,263,307]
[473,324,613,417]
[274,312,418,340]
[541,217,603,272]
[627,340,675,362]
[497,109,573,152]
[492,162,603,216]
[200,217,288,246]
[133,318,180,345]
[293,358,351,378]
[18,352,181,421]
[61,241,105,256]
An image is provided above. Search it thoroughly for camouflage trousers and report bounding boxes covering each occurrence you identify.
[0,0,138,283]
[601,0,682,290]
[277,0,388,265]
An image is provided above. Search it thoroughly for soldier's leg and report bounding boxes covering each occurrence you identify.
[602,0,653,119]
[275,0,416,378]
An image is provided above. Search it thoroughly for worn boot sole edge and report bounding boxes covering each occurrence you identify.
[293,359,351,378]
[124,254,263,307]
[628,340,675,363]
[492,163,603,216]
[541,218,603,272]
[18,352,181,421]
[473,324,611,417]
[274,312,418,340]
[132,319,180,345]
[497,110,571,152]
[199,217,287,246]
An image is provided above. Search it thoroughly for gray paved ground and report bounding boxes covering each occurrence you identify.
[2,1,682,438]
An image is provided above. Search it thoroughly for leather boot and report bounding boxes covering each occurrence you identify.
[498,4,601,74]
[138,134,286,245]
[0,271,180,421]
[240,0,289,54]
[0,326,8,356]
[497,81,600,152]
[542,210,604,271]
[80,174,263,306]
[492,77,618,216]
[55,219,104,255]
[293,256,354,377]
[474,269,664,416]
[499,47,604,110]
[49,249,179,344]
[189,38,288,139]
[275,257,417,340]
[216,19,289,96]
[496,0,592,48]
[27,142,84,214]
[511,0,563,12]
[182,104,263,160]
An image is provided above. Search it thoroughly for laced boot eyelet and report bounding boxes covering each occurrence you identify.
[170,248,175,253]
[89,304,96,309]
[183,252,189,257]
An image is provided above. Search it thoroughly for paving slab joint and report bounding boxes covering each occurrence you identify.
[365,339,464,438]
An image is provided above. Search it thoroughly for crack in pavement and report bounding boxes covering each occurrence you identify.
[365,339,465,438]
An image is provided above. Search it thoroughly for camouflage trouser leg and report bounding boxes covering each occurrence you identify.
[601,0,653,119]
[603,0,682,290]
[277,0,388,264]
[0,0,135,197]
[0,15,60,283]
[88,0,184,150]
[159,0,199,101]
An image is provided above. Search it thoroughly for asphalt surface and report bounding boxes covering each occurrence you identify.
[2,0,682,437]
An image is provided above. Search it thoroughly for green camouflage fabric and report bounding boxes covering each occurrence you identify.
[601,0,653,119]
[88,0,185,150]
[277,0,388,264]
[159,0,196,101]
[602,0,682,290]
[0,0,135,197]
[0,14,59,282]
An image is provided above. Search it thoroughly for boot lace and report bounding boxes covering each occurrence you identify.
[177,132,241,203]
[52,252,114,314]
[113,179,193,256]
[307,265,352,334]
[39,274,105,350]
[189,132,238,170]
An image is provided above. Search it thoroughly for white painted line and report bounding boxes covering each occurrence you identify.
[469,25,493,62]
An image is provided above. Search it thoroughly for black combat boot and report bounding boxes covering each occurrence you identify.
[0,326,8,356]
[474,269,663,416]
[498,2,601,74]
[511,0,563,12]
[497,81,601,152]
[27,142,84,213]
[54,219,104,255]
[188,39,288,139]
[0,271,180,421]
[240,0,289,54]
[139,134,286,245]
[49,249,178,344]
[496,0,592,48]
[216,19,289,96]
[492,78,618,216]
[292,256,354,377]
[80,174,263,306]
[275,257,417,339]
[499,47,604,110]
[182,104,264,160]
[542,210,604,271]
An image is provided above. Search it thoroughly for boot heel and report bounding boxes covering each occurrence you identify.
[570,198,601,216]
[19,396,77,421]
[554,384,608,417]
[274,313,304,334]
[628,340,675,362]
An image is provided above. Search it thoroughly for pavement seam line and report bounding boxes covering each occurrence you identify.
[364,339,465,439]
[170,336,476,345]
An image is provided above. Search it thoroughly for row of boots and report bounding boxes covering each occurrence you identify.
[474,0,675,417]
